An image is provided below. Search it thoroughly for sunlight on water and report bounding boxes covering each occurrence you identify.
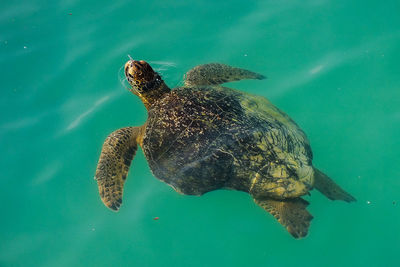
[0,116,40,133]
[1,0,400,266]
[31,160,62,185]
[66,95,111,131]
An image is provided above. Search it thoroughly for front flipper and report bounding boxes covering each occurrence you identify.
[254,197,313,239]
[95,126,143,211]
[184,63,265,86]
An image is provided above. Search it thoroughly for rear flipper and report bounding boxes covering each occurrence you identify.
[184,63,265,86]
[313,168,356,202]
[254,197,313,239]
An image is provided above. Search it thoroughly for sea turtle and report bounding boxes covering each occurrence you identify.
[94,59,355,238]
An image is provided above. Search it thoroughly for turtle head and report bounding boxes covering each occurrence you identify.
[124,60,170,109]
[125,60,157,93]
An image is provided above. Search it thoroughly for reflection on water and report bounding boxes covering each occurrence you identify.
[66,94,112,131]
[1,0,400,266]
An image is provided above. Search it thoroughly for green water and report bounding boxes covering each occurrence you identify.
[1,0,400,266]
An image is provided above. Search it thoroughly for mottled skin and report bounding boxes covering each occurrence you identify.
[94,60,355,238]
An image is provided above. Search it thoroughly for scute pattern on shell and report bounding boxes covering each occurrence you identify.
[142,86,314,198]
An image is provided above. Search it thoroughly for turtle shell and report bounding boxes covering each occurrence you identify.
[142,86,314,198]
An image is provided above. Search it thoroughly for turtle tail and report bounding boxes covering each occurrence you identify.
[313,168,356,202]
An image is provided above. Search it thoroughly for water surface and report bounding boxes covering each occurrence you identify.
[1,0,400,266]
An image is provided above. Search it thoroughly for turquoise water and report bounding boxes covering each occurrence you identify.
[1,0,400,266]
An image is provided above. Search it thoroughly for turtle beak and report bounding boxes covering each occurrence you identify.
[124,60,136,87]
